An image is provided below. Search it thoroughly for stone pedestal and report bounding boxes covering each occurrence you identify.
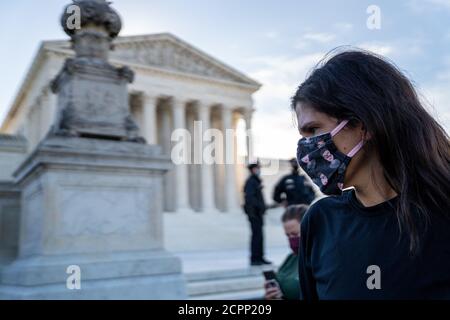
[0,135,27,265]
[0,183,21,265]
[0,136,187,299]
[51,59,141,141]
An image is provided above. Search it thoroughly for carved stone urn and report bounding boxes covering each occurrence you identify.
[51,0,143,142]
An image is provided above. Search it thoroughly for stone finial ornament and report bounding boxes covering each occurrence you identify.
[61,0,122,38]
[51,0,143,142]
[60,0,122,60]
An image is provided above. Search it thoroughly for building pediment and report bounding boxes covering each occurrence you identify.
[1,33,260,132]
[46,33,260,88]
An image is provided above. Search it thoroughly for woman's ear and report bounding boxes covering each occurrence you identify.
[357,121,371,141]
[361,124,371,141]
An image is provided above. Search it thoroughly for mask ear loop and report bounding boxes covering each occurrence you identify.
[330,120,365,157]
[347,140,365,157]
[330,120,349,137]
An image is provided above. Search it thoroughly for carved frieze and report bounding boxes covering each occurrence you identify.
[112,39,246,83]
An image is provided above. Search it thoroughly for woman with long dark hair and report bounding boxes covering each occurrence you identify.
[292,49,450,300]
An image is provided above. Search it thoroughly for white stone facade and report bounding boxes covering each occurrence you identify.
[0,33,261,214]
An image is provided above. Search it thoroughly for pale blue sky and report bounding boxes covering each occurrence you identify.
[1,0,449,158]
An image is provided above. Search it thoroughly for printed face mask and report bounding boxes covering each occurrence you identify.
[296,120,364,196]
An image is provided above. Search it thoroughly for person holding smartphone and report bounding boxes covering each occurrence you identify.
[264,205,308,300]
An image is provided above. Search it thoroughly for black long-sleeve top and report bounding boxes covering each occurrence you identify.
[298,189,450,300]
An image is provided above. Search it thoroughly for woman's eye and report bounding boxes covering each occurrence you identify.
[299,125,320,137]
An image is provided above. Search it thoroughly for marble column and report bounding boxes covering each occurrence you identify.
[48,89,57,131]
[36,102,45,141]
[172,98,191,211]
[142,94,158,145]
[222,106,238,211]
[197,102,216,212]
[160,103,176,212]
[244,108,255,164]
[38,86,57,139]
[29,104,42,149]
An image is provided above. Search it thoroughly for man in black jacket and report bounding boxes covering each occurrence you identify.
[273,158,316,208]
[243,162,272,266]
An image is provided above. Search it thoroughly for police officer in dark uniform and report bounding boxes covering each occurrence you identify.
[273,158,316,208]
[243,162,272,266]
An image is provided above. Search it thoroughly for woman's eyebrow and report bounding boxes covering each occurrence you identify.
[299,121,320,132]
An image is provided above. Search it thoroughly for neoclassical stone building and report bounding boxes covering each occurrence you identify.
[0,33,261,213]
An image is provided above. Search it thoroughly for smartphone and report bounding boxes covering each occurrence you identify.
[263,270,279,289]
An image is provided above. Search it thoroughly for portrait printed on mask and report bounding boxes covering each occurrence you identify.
[297,120,363,196]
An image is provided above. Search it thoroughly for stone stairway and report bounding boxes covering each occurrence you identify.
[164,208,289,300]
[186,267,269,300]
[176,246,290,300]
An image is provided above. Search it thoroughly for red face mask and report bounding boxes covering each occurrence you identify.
[289,236,300,254]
